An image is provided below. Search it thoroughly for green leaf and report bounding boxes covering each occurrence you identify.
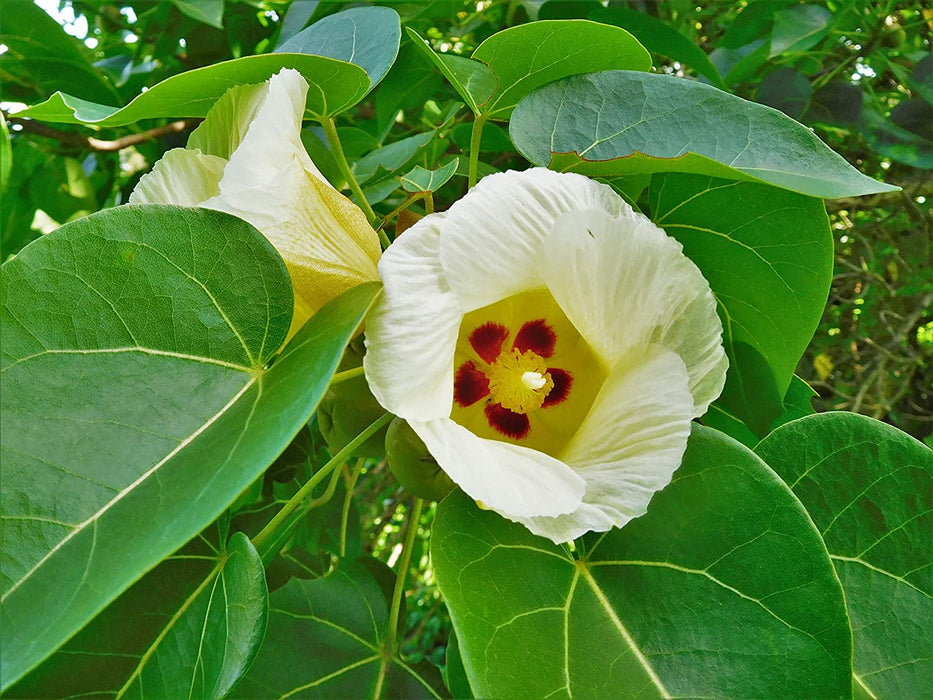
[170,0,224,29]
[648,173,832,434]
[444,631,473,699]
[770,4,831,57]
[352,131,437,185]
[433,425,852,698]
[276,6,401,95]
[589,7,725,88]
[400,158,460,193]
[470,19,651,120]
[238,559,446,698]
[756,413,933,698]
[8,531,267,699]
[0,205,380,689]
[17,53,370,125]
[0,0,120,105]
[406,28,497,114]
[511,70,898,198]
[375,40,445,133]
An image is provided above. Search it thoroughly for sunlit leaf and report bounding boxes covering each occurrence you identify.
[400,158,460,193]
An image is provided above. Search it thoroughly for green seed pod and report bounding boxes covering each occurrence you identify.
[317,371,388,459]
[385,417,455,501]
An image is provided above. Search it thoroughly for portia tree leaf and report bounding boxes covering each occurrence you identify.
[756,413,933,698]
[0,205,380,689]
[8,531,266,699]
[238,559,447,698]
[510,70,898,198]
[433,425,852,698]
[17,54,370,125]
[648,173,832,434]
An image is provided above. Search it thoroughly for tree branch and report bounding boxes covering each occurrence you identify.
[7,116,200,152]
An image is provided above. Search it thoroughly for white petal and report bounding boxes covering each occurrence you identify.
[516,346,695,543]
[439,168,625,312]
[129,148,226,207]
[200,69,381,324]
[188,68,328,185]
[412,418,586,518]
[364,216,463,421]
[543,207,727,414]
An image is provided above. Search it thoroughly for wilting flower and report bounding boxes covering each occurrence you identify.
[131,68,381,335]
[364,169,727,543]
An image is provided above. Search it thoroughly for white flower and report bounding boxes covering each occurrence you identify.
[363,168,728,543]
[130,68,381,335]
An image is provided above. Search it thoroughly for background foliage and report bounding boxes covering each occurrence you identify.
[1,0,930,694]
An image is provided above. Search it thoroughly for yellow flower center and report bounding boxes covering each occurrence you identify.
[486,348,555,413]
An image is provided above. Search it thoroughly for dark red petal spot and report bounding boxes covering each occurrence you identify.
[513,319,556,358]
[542,368,573,408]
[485,403,531,440]
[470,323,510,364]
[454,361,490,407]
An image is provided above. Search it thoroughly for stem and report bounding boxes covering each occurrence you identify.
[467,113,487,189]
[340,458,366,557]
[422,192,435,215]
[7,116,198,152]
[386,498,424,652]
[253,413,391,551]
[321,117,378,226]
[331,365,365,386]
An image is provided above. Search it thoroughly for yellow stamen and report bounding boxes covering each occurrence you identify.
[486,348,554,413]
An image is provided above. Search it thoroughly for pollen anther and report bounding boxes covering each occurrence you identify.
[486,348,554,414]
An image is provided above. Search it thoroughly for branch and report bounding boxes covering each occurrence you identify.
[7,116,199,152]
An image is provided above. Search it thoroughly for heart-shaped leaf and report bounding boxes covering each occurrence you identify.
[276,6,401,95]
[648,173,832,434]
[17,54,369,125]
[433,425,852,698]
[8,531,266,699]
[0,205,380,689]
[238,559,446,698]
[400,158,460,193]
[510,70,898,198]
[756,413,933,698]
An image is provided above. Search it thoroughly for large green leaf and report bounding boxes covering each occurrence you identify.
[8,531,266,699]
[756,413,933,698]
[589,7,724,87]
[238,559,446,698]
[0,1,120,105]
[0,205,380,689]
[770,4,831,57]
[277,6,401,94]
[407,21,649,120]
[648,173,832,434]
[16,54,370,125]
[471,19,650,120]
[432,425,852,698]
[510,70,898,198]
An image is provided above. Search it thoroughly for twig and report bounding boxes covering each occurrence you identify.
[8,116,198,152]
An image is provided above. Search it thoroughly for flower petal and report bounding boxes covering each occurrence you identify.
[364,215,463,421]
[411,418,586,518]
[439,168,625,312]
[543,207,727,414]
[199,69,381,327]
[129,148,226,207]
[516,345,695,543]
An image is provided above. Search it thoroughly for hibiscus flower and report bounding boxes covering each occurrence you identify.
[131,68,381,337]
[364,168,728,543]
